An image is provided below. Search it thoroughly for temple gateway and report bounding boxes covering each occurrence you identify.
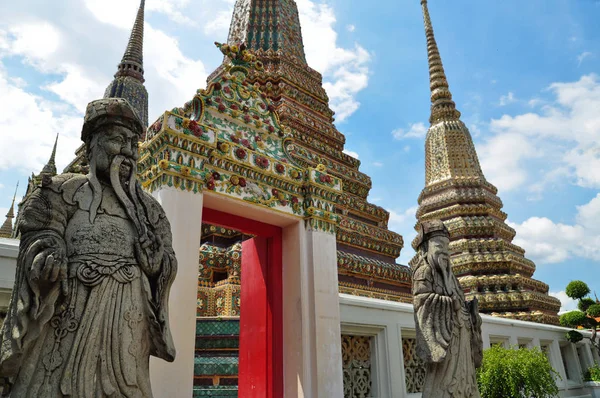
[1,0,598,397]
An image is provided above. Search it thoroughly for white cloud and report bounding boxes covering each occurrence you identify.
[0,0,207,172]
[0,208,8,219]
[576,193,600,233]
[498,91,516,106]
[0,62,82,172]
[578,51,592,66]
[478,133,538,192]
[373,162,383,167]
[204,10,233,35]
[387,206,419,264]
[392,122,427,140]
[550,291,579,314]
[297,0,371,122]
[346,24,355,32]
[342,149,359,159]
[486,74,600,192]
[387,206,418,231]
[507,194,600,265]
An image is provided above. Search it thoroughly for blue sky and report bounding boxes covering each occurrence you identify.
[0,0,598,312]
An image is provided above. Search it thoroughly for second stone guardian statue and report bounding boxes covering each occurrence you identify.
[410,220,483,398]
[0,98,177,397]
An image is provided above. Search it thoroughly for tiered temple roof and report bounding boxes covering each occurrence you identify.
[205,0,412,301]
[412,0,561,324]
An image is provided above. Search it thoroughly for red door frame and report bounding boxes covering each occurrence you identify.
[202,208,283,398]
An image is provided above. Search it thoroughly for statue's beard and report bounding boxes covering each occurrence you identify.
[428,251,450,274]
[88,154,144,236]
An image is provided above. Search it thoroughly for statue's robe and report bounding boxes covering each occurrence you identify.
[412,255,482,398]
[0,174,177,397]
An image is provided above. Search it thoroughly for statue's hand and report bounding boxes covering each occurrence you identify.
[452,296,462,312]
[29,237,68,284]
[135,232,164,277]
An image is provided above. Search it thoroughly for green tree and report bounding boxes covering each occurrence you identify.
[559,280,600,356]
[477,345,559,398]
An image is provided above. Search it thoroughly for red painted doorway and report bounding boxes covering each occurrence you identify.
[202,208,283,398]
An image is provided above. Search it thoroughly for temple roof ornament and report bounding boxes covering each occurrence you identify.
[0,183,18,238]
[41,134,58,176]
[104,0,148,128]
[414,0,561,324]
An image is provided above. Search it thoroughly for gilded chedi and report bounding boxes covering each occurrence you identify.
[413,0,561,324]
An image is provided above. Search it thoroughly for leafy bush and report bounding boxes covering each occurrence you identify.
[477,345,559,398]
[560,311,589,328]
[566,281,591,300]
[579,298,596,312]
[583,364,600,382]
[588,304,600,318]
[566,330,584,343]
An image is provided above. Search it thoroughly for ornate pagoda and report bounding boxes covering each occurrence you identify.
[205,0,411,302]
[65,0,149,174]
[0,185,17,239]
[412,0,561,324]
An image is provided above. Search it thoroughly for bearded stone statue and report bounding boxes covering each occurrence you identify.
[410,220,483,398]
[0,98,177,397]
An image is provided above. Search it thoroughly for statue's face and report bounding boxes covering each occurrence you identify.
[428,235,451,271]
[92,124,139,178]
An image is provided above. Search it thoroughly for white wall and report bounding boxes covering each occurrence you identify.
[340,293,600,398]
[0,238,18,312]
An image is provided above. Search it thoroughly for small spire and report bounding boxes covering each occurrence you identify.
[115,0,145,83]
[0,182,18,238]
[420,0,461,124]
[41,134,58,175]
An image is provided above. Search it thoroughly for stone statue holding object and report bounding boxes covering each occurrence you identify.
[0,98,177,397]
[410,220,483,398]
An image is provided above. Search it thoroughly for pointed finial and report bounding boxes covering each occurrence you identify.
[41,134,58,175]
[115,0,145,83]
[420,0,461,124]
[0,182,18,238]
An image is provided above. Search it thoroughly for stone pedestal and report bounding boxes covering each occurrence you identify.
[150,188,204,398]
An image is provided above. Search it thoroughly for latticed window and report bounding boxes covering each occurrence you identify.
[342,335,372,398]
[402,337,426,393]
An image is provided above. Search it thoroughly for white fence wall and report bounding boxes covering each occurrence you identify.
[340,293,600,398]
[0,238,17,313]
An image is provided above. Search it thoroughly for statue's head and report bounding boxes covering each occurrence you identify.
[81,98,145,223]
[414,220,451,271]
[81,98,144,183]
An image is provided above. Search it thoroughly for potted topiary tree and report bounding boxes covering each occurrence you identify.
[559,281,600,356]
[477,345,560,398]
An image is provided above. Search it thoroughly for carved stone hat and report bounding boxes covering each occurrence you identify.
[81,98,144,143]
[412,219,449,250]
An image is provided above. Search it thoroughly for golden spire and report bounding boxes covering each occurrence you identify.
[0,182,18,238]
[420,0,461,124]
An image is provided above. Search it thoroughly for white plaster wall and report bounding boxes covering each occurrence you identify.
[305,228,344,397]
[150,188,204,398]
[0,238,18,310]
[340,294,600,398]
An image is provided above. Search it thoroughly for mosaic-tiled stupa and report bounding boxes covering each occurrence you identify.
[206,0,412,302]
[412,0,561,324]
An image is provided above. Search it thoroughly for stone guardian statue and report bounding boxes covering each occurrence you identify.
[410,220,483,398]
[0,98,177,397]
